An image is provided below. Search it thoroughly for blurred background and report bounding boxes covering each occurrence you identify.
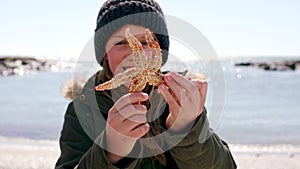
[0,0,299,168]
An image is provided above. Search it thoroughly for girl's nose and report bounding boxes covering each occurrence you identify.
[125,51,134,62]
[125,44,133,56]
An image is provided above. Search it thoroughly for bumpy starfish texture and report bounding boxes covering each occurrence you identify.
[95,28,164,92]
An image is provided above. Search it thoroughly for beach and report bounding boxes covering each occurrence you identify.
[1,137,300,169]
[234,152,300,169]
[231,144,300,169]
[0,137,59,169]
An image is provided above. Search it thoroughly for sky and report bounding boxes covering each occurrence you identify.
[0,0,299,60]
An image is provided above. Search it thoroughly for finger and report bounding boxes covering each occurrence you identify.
[187,73,207,82]
[164,74,183,104]
[108,104,147,131]
[192,79,208,102]
[110,92,148,113]
[117,104,147,121]
[125,114,147,124]
[169,72,196,92]
[107,102,147,134]
[107,114,147,135]
[158,84,180,111]
[116,114,147,133]
[192,80,208,115]
[169,72,198,102]
[128,123,150,138]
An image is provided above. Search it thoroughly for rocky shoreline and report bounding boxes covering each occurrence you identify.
[235,60,300,71]
[0,57,73,76]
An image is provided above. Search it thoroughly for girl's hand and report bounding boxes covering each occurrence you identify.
[158,72,207,133]
[105,92,149,164]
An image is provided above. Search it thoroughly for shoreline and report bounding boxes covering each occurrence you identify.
[0,136,300,169]
[2,135,300,151]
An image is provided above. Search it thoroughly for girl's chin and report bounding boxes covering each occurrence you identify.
[124,81,131,88]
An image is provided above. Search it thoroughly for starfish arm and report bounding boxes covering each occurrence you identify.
[125,28,147,70]
[145,29,162,70]
[95,68,138,91]
[147,72,164,86]
[129,76,147,92]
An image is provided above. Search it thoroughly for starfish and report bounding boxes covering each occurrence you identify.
[95,28,164,92]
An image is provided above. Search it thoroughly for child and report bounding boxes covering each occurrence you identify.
[55,0,237,168]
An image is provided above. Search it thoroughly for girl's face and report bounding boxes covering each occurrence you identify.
[105,24,150,75]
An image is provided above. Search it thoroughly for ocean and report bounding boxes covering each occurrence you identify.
[0,57,299,145]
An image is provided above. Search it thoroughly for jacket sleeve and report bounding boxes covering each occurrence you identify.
[55,102,140,169]
[75,133,140,169]
[169,109,237,169]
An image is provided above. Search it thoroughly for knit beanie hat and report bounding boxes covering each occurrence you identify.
[94,0,169,66]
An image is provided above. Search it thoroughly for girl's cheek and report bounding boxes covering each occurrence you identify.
[107,49,129,74]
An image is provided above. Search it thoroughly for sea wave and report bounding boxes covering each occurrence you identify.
[0,135,58,147]
[230,144,300,154]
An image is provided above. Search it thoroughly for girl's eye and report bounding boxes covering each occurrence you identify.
[115,40,127,46]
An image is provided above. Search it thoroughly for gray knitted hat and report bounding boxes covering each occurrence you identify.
[94,0,169,66]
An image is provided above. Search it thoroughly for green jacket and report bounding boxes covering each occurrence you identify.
[55,74,237,169]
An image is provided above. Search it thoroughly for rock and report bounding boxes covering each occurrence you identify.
[296,63,300,71]
[234,62,253,66]
[235,60,300,72]
[0,56,73,76]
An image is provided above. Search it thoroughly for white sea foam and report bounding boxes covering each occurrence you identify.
[0,136,58,147]
[1,135,300,154]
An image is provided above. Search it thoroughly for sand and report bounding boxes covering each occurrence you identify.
[0,137,59,169]
[231,144,300,169]
[0,137,299,169]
